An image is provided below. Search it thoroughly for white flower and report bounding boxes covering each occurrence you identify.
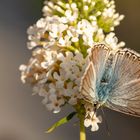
[84,5,89,11]
[27,16,69,49]
[46,93,65,113]
[41,50,57,69]
[84,111,102,132]
[84,103,102,131]
[95,28,105,42]
[49,23,68,38]
[58,52,75,69]
[103,7,115,18]
[58,52,88,85]
[63,82,74,97]
[84,103,94,113]
[68,91,82,105]
[105,32,125,50]
[77,19,97,46]
[58,35,71,47]
[68,93,78,105]
[64,3,79,22]
[77,19,94,34]
[43,1,54,16]
[67,27,79,43]
[27,25,42,49]
[19,64,28,83]
[101,1,124,30]
[53,72,65,88]
[32,83,48,97]
[36,18,47,28]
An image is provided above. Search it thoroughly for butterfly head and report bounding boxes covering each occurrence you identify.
[93,102,101,112]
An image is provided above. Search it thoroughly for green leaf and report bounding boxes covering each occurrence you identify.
[46,112,77,133]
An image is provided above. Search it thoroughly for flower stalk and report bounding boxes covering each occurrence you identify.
[79,114,86,140]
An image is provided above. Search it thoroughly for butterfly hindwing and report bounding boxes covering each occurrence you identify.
[106,48,140,117]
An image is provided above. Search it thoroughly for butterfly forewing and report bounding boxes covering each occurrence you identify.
[89,44,111,87]
[80,62,96,103]
[106,49,140,117]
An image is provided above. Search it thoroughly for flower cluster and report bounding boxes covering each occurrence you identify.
[20,0,125,132]
[20,50,88,113]
[27,0,125,51]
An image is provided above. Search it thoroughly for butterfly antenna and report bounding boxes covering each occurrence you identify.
[101,107,111,136]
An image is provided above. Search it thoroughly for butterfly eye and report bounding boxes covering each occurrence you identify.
[94,103,97,108]
[93,103,100,110]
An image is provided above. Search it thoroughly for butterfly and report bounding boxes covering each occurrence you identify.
[80,44,140,117]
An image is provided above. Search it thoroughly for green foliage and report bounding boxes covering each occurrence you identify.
[46,112,77,133]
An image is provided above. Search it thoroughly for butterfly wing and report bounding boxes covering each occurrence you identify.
[80,62,96,103]
[89,44,111,88]
[106,49,140,117]
[80,44,111,103]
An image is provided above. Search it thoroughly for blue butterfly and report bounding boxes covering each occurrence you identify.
[80,44,140,117]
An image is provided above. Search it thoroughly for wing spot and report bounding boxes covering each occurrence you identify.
[126,52,131,57]
[117,51,124,55]
[132,55,137,61]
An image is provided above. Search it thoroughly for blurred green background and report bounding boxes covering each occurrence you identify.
[0,0,140,140]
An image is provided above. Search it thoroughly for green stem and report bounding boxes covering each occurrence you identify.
[79,115,86,140]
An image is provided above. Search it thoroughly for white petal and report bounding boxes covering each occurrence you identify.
[46,103,53,111]
[59,37,66,46]
[58,98,65,105]
[53,72,60,80]
[19,64,27,71]
[49,94,57,101]
[91,123,99,131]
[42,97,48,104]
[72,37,79,42]
[84,119,92,128]
[68,97,77,105]
[53,107,61,113]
